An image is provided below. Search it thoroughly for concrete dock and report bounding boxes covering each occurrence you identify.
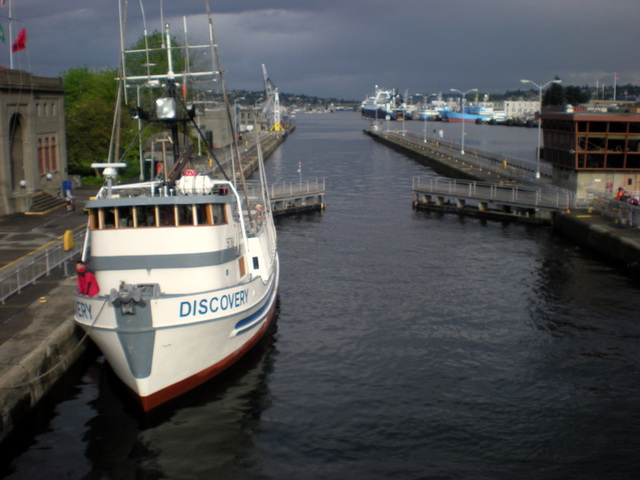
[0,187,95,444]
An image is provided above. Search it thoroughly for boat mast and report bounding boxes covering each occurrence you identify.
[111,0,128,164]
[205,0,252,219]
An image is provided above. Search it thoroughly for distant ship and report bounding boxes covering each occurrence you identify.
[415,105,450,121]
[442,105,493,123]
[360,87,408,120]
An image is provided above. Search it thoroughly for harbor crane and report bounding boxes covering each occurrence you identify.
[261,64,284,132]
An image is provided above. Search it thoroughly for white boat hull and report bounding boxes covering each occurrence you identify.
[75,260,278,411]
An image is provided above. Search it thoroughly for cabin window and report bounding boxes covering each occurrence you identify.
[194,204,209,225]
[158,205,176,226]
[177,204,195,225]
[135,206,156,227]
[212,204,226,225]
[103,208,116,228]
[93,203,228,229]
[116,207,133,228]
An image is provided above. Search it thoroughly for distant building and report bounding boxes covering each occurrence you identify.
[540,110,640,197]
[0,69,68,214]
[502,100,539,119]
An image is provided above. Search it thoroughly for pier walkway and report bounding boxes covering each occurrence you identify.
[266,178,326,216]
[365,127,552,183]
[412,175,580,224]
[364,127,586,223]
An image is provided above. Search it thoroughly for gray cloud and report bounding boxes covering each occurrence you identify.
[3,0,638,100]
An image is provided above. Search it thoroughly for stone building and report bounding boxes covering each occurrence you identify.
[0,69,68,215]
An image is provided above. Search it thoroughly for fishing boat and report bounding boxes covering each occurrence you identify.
[73,2,279,411]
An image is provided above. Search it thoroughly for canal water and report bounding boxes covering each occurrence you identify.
[3,112,640,479]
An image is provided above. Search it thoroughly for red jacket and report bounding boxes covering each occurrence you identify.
[77,266,100,297]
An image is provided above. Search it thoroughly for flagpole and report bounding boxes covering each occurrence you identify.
[8,0,12,69]
[613,73,617,102]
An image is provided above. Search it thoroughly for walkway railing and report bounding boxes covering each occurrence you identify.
[269,178,326,200]
[385,130,552,183]
[591,193,640,227]
[244,178,326,201]
[413,175,579,210]
[0,229,85,303]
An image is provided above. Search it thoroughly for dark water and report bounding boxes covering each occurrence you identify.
[4,113,640,479]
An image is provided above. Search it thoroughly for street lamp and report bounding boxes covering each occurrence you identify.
[414,93,428,142]
[520,78,562,179]
[450,88,478,154]
[415,93,438,143]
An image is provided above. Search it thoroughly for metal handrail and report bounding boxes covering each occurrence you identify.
[413,175,577,210]
[0,229,86,303]
[244,178,326,200]
[385,130,552,182]
[591,193,640,227]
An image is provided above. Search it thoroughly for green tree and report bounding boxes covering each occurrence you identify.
[63,67,137,177]
[543,76,565,106]
[565,86,589,105]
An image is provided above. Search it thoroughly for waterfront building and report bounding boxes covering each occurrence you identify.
[540,110,640,197]
[501,100,539,120]
[0,69,68,215]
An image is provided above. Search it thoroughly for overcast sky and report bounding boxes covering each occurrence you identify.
[2,0,639,100]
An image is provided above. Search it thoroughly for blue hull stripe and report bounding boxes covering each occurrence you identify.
[232,285,278,336]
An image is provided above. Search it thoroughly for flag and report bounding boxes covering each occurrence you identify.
[0,1,5,7]
[0,24,4,43]
[12,28,26,52]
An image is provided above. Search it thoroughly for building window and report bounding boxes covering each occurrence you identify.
[38,139,45,174]
[51,137,58,171]
[44,138,51,172]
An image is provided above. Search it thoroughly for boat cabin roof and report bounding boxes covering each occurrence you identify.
[86,192,234,210]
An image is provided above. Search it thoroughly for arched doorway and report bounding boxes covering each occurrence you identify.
[9,113,25,191]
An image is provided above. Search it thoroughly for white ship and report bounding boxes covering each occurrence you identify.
[360,86,408,120]
[73,2,279,411]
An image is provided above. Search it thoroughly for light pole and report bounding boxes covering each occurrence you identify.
[450,88,477,154]
[414,94,427,142]
[520,78,562,179]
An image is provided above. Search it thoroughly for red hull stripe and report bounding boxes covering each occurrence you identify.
[137,297,277,412]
